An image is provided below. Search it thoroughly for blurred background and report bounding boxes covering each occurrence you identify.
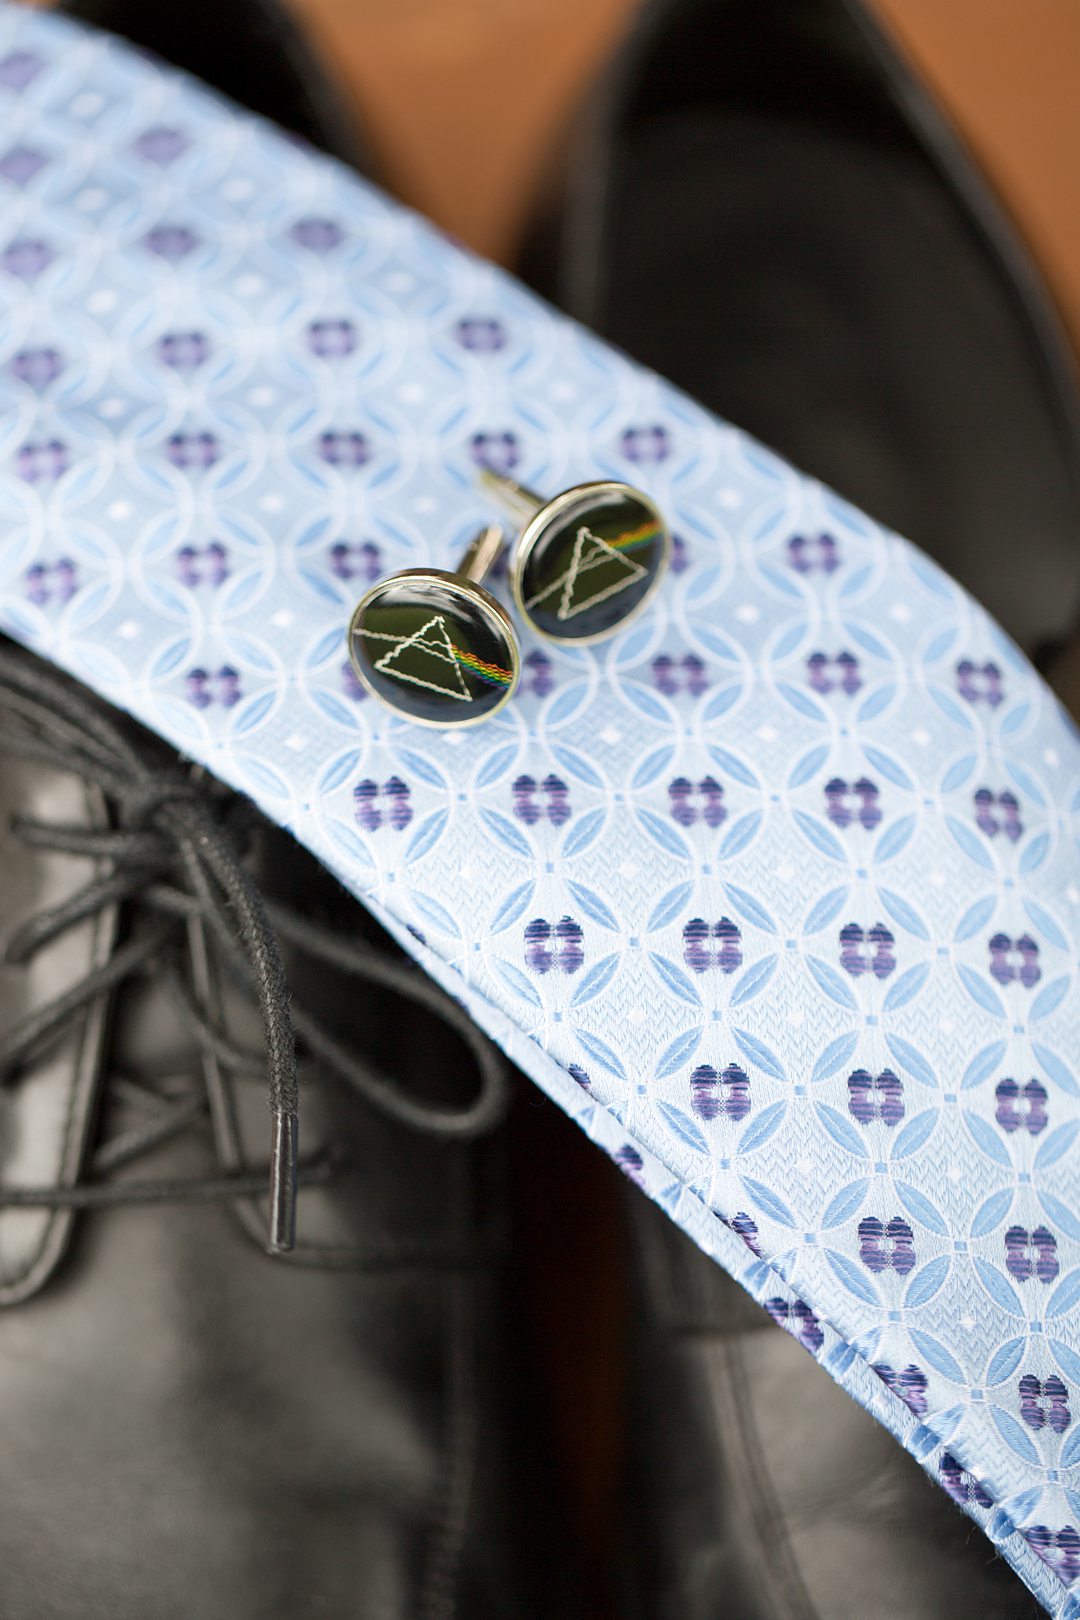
[287,0,1080,356]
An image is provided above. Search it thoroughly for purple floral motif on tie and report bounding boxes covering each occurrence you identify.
[788,532,840,573]
[613,1144,644,1187]
[729,1211,762,1256]
[185,666,242,710]
[940,1454,993,1509]
[8,346,64,388]
[511,774,571,827]
[176,542,228,589]
[807,650,862,695]
[352,777,412,833]
[454,316,507,352]
[166,432,221,471]
[1019,1374,1070,1434]
[521,650,554,697]
[525,917,584,975]
[328,540,381,582]
[670,534,689,574]
[652,654,708,696]
[839,922,896,979]
[469,430,519,476]
[974,787,1023,841]
[619,424,671,466]
[1005,1226,1060,1285]
[683,917,742,975]
[668,776,726,828]
[873,1362,929,1416]
[956,659,1004,707]
[764,1298,824,1354]
[132,126,189,164]
[858,1215,916,1275]
[847,1068,905,1126]
[568,1064,590,1091]
[690,1062,750,1122]
[289,217,346,252]
[988,933,1041,989]
[307,318,358,358]
[142,225,200,261]
[995,1079,1049,1136]
[2,238,54,280]
[340,661,366,702]
[24,558,77,605]
[0,145,47,185]
[824,777,881,831]
[0,49,43,90]
[156,331,210,371]
[16,438,68,483]
[1023,1526,1080,1586]
[317,430,370,468]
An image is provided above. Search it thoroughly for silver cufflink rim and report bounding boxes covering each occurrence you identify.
[479,469,672,646]
[346,523,521,729]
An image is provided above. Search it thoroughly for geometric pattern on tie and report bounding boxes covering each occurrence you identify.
[0,8,1078,1611]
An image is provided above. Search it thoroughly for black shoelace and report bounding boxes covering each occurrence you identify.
[0,647,508,1251]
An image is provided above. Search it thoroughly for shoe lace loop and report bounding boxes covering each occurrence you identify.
[0,648,508,1252]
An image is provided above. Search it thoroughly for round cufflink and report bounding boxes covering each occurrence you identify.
[347,524,520,727]
[479,469,670,644]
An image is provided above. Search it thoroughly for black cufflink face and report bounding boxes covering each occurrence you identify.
[512,481,669,644]
[348,565,519,727]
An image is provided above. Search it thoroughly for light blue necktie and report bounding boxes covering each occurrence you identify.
[1,6,1079,1610]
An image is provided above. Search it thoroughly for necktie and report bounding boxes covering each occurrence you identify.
[1,6,1078,1611]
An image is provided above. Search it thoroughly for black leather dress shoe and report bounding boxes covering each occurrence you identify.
[0,643,578,1619]
[521,0,1080,666]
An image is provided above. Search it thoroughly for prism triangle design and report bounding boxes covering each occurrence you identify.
[525,525,648,621]
[367,615,472,701]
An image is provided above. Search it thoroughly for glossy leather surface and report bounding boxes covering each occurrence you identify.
[0,662,574,1620]
[521,0,1080,663]
[619,1186,1042,1620]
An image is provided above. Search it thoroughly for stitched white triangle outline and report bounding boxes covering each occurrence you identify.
[525,525,648,621]
[363,614,472,700]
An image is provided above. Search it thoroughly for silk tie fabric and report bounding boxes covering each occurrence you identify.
[1,6,1079,1610]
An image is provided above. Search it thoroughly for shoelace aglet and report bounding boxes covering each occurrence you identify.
[268,1110,298,1253]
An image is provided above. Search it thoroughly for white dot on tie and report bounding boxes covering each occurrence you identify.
[756,724,778,743]
[385,271,414,293]
[117,620,139,640]
[87,289,117,315]
[247,386,276,408]
[284,733,305,752]
[788,1008,805,1027]
[270,609,294,628]
[260,493,284,513]
[627,1007,647,1026]
[413,496,437,515]
[775,862,794,881]
[459,863,478,882]
[795,1154,814,1173]
[107,500,132,519]
[911,728,931,747]
[736,603,759,623]
[717,489,742,509]
[99,398,126,419]
[599,725,621,746]
[947,1165,963,1183]
[397,383,425,404]
[1067,886,1080,906]
[549,381,576,402]
[234,275,263,298]
[77,188,107,212]
[71,91,103,117]
[939,1016,955,1034]
[930,870,947,888]
[619,861,638,880]
[1044,748,1060,767]
[959,1315,976,1332]
[222,178,254,201]
[889,603,912,623]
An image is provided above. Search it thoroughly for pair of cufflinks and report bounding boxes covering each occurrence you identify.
[347,472,670,726]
